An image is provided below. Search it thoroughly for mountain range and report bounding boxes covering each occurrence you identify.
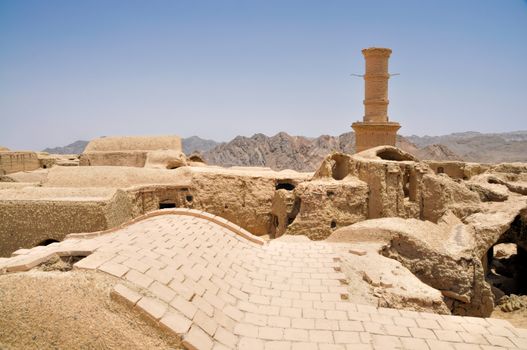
[42,130,527,172]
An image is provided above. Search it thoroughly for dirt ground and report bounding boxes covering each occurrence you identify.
[0,269,183,350]
[491,308,527,329]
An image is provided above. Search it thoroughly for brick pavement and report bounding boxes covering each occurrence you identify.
[1,208,526,350]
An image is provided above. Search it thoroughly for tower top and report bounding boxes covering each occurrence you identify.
[362,47,392,57]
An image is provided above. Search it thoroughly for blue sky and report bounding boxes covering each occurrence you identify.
[1,0,526,150]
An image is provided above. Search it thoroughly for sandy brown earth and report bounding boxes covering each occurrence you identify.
[491,308,527,329]
[0,268,182,350]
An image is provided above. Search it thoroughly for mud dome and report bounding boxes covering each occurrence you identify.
[1,144,527,319]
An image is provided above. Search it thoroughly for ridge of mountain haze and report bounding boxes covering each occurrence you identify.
[41,130,527,171]
[43,140,89,155]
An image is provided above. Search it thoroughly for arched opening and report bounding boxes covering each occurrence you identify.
[330,220,337,229]
[37,239,59,246]
[376,148,415,162]
[485,215,527,311]
[275,180,295,191]
[159,201,176,209]
[330,155,350,180]
[437,167,444,174]
[287,197,301,227]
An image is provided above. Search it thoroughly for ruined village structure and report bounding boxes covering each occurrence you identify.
[1,48,527,349]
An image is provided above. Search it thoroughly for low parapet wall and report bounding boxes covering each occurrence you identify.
[80,135,183,167]
[0,152,40,175]
[79,151,148,167]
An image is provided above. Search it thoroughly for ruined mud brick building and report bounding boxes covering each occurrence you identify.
[1,48,527,349]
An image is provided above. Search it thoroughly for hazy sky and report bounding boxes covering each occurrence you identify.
[1,0,526,150]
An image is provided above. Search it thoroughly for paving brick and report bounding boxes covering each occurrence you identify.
[98,261,129,277]
[461,322,489,335]
[170,295,197,319]
[483,334,514,348]
[458,332,489,345]
[159,311,192,334]
[245,312,268,326]
[223,305,244,322]
[73,253,112,270]
[234,323,259,337]
[452,344,481,350]
[283,328,309,342]
[238,337,265,350]
[384,324,410,337]
[214,309,237,332]
[264,340,292,350]
[150,281,176,303]
[259,326,285,341]
[326,310,347,320]
[183,325,214,350]
[168,280,195,301]
[136,296,167,320]
[193,296,215,317]
[145,266,173,285]
[309,330,333,343]
[194,309,218,336]
[125,269,154,289]
[509,337,527,348]
[409,327,437,340]
[315,319,339,331]
[339,320,364,332]
[214,326,238,348]
[292,342,318,350]
[111,283,142,306]
[124,258,150,273]
[434,329,462,342]
[371,335,402,349]
[280,307,302,318]
[399,337,430,350]
[319,344,345,350]
[363,322,384,335]
[333,330,360,343]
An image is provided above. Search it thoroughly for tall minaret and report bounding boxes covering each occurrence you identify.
[352,47,400,152]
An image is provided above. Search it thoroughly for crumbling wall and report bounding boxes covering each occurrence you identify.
[80,135,183,167]
[284,179,368,240]
[189,171,278,235]
[421,174,480,222]
[425,161,490,180]
[128,185,194,215]
[79,151,148,167]
[0,152,40,175]
[0,189,133,257]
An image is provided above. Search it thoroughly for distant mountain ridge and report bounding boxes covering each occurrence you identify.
[406,131,527,163]
[42,130,527,171]
[43,140,89,154]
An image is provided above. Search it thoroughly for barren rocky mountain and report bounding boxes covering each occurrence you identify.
[43,140,88,154]
[42,130,527,171]
[407,131,527,163]
[200,132,459,171]
[181,135,219,155]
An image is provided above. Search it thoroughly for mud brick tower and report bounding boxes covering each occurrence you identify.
[352,47,401,152]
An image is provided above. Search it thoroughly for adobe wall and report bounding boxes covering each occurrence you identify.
[0,188,133,257]
[79,151,148,167]
[425,160,491,180]
[84,135,182,152]
[80,135,182,167]
[0,152,40,175]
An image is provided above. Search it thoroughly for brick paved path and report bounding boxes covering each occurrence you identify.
[1,209,526,350]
